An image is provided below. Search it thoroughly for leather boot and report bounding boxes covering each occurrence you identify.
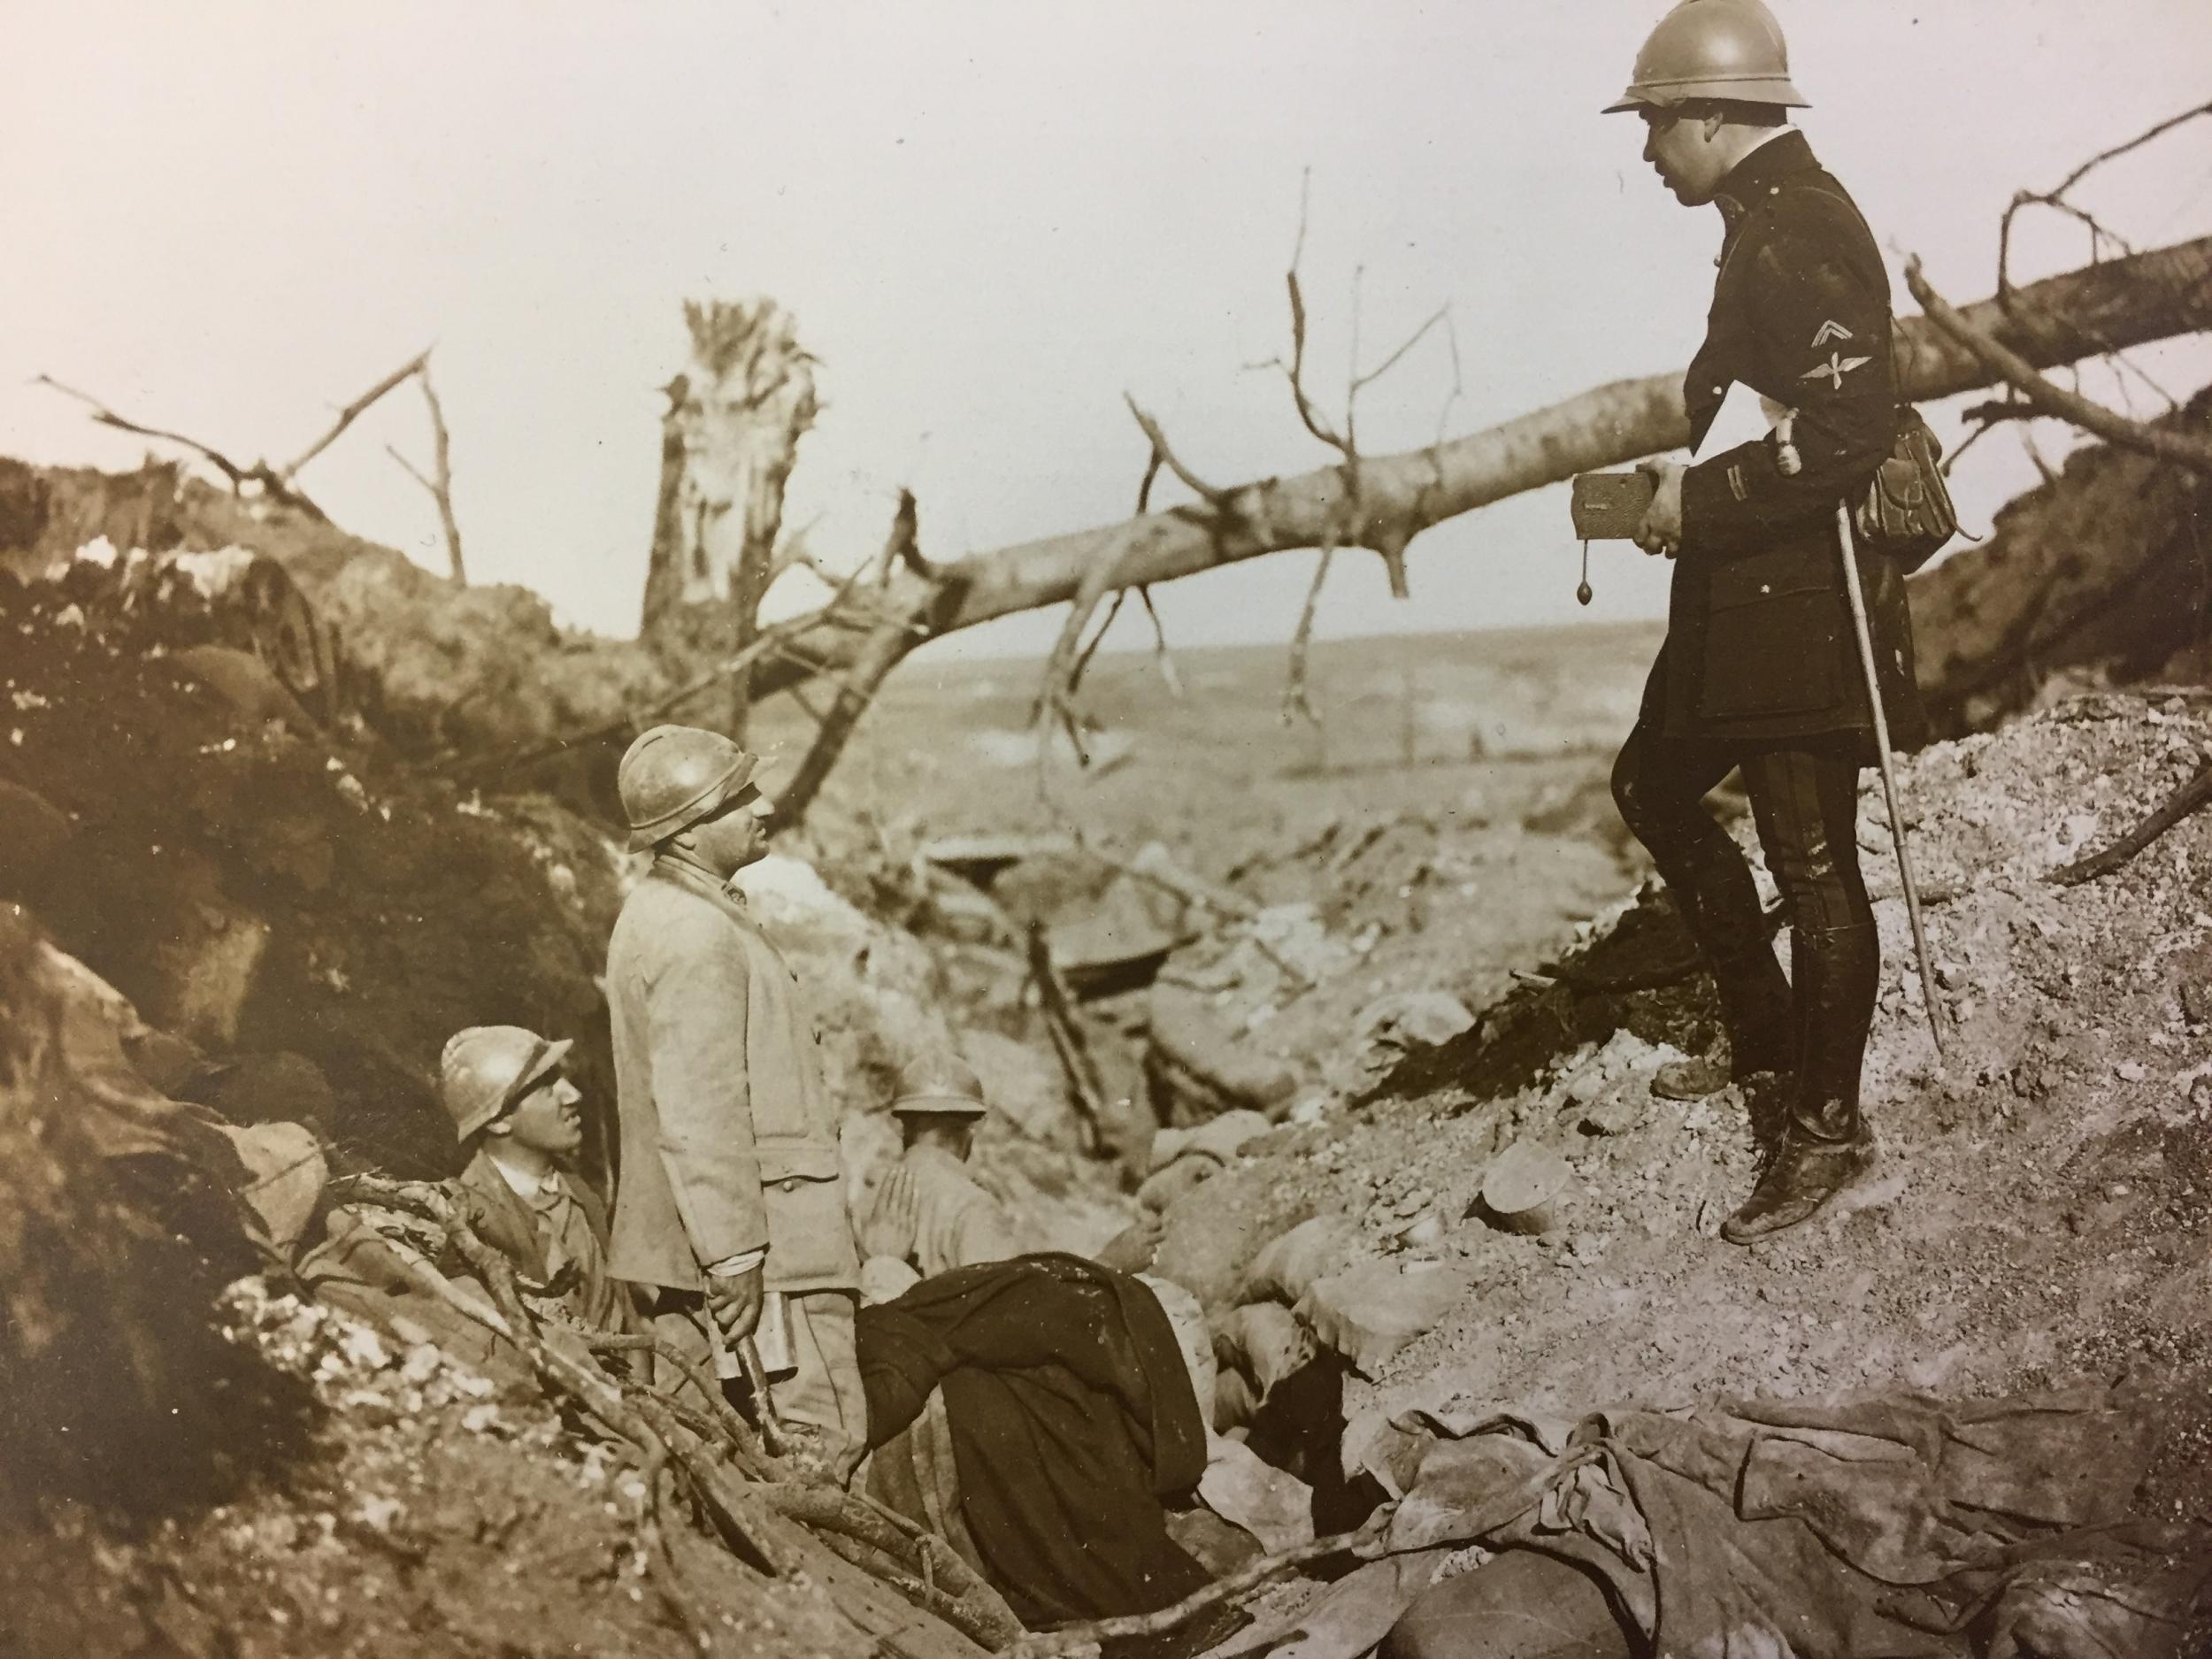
[1722,920,1878,1243]
[1720,1109,1873,1242]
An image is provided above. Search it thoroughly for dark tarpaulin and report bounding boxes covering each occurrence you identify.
[857,1253,1212,1629]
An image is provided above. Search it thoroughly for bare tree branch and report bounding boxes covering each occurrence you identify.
[2050,757,2212,887]
[1134,585,1183,697]
[278,349,432,485]
[1905,256,2212,476]
[1994,100,2212,409]
[2000,99,2212,303]
[33,373,331,520]
[771,495,948,831]
[384,361,467,583]
[1123,396,1238,515]
[31,374,255,488]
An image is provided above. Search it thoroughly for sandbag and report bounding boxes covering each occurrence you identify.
[1240,1215,1359,1307]
[1296,1260,1467,1379]
[1148,1108,1273,1175]
[214,1119,328,1253]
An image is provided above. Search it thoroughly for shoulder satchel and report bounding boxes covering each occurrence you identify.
[1793,181,1959,572]
[1855,406,1957,573]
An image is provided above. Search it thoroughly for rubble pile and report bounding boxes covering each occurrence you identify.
[1149,693,2212,1524]
[0,1279,864,1659]
[0,549,624,1176]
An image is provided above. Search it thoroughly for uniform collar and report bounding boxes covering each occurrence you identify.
[486,1147,565,1203]
[652,850,750,909]
[1713,127,1818,224]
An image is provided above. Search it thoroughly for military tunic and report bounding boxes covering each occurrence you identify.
[1650,128,1925,754]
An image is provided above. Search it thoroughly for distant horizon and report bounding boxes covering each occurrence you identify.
[895,610,1669,673]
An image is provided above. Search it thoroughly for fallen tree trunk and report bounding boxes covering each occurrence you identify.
[752,235,2212,705]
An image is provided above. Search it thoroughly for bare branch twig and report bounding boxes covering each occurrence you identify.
[2049,757,2212,887]
[1284,542,1337,726]
[32,374,256,488]
[279,349,431,484]
[33,373,331,520]
[1905,257,2212,477]
[1122,396,1236,512]
[385,362,467,583]
[2000,100,2212,301]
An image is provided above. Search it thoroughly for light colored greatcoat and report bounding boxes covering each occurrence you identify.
[604,859,858,1294]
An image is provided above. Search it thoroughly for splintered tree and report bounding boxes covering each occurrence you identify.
[641,299,819,739]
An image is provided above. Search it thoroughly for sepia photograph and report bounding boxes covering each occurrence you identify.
[2,3,2209,1654]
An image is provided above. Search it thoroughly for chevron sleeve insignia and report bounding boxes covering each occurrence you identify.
[1810,319,1855,347]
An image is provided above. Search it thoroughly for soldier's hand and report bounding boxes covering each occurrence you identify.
[1094,1211,1166,1273]
[706,1263,764,1342]
[858,1165,921,1262]
[1634,459,1685,559]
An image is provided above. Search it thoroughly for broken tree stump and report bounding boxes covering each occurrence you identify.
[641,298,818,738]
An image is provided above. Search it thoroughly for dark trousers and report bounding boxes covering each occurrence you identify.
[1610,718,1878,1133]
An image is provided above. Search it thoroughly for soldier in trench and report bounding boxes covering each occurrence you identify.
[440,1023,633,1339]
[603,723,868,1475]
[856,1051,1167,1304]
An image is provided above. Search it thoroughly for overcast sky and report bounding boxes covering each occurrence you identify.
[4,1,2207,664]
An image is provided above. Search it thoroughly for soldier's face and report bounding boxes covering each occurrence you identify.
[495,1071,584,1157]
[1640,108,1722,205]
[686,786,775,876]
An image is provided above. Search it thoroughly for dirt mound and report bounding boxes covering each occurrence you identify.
[1153,694,2212,1523]
[0,460,672,803]
[1909,384,2212,737]
[0,910,317,1520]
[0,554,625,1178]
[0,1281,863,1659]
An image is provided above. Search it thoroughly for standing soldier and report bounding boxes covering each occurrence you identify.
[605,724,866,1462]
[1603,0,1925,1242]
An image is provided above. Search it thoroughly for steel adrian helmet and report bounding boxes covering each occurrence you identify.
[617,723,760,853]
[441,1024,572,1142]
[1603,0,1809,114]
[890,1053,990,1119]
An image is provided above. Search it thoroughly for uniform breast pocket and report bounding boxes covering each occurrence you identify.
[1699,548,1844,720]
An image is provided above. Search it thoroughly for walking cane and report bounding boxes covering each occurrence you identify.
[1833,499,1947,1059]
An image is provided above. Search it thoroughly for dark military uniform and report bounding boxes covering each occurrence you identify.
[1650,127,1923,749]
[1611,130,1923,1222]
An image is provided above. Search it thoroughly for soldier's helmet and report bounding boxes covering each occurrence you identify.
[1603,0,1809,114]
[889,1053,990,1119]
[616,724,759,852]
[441,1025,571,1141]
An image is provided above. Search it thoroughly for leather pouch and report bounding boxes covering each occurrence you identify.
[1854,407,1956,572]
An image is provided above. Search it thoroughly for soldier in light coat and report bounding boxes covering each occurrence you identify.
[857,1054,1025,1302]
[604,724,865,1460]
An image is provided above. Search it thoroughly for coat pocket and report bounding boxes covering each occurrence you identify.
[757,1137,859,1286]
[1699,548,1844,720]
